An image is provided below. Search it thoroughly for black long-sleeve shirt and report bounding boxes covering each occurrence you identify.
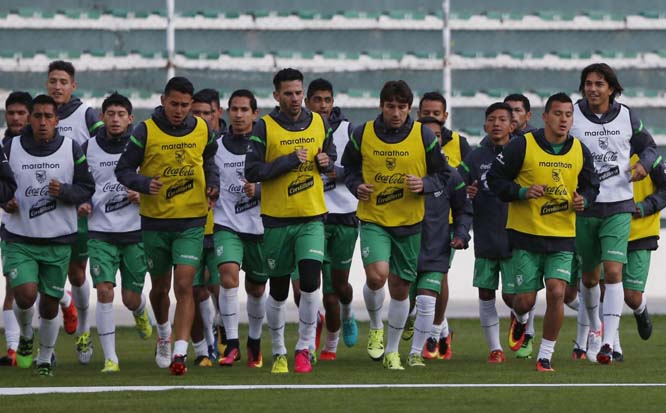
[629,158,666,251]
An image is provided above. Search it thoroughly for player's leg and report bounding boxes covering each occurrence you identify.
[474,258,504,363]
[1,276,19,366]
[509,250,542,353]
[407,273,441,367]
[623,250,652,341]
[119,242,152,341]
[69,217,91,350]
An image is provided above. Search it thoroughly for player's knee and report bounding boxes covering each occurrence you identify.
[623,290,641,309]
[120,290,140,311]
[478,288,496,301]
[322,293,338,310]
[96,283,114,303]
[270,275,290,301]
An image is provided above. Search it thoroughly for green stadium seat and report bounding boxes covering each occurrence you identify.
[224,11,240,19]
[152,10,167,17]
[92,90,106,98]
[508,12,523,21]
[139,90,153,99]
[0,50,15,59]
[64,10,81,19]
[486,12,502,20]
[21,51,36,59]
[459,51,477,58]
[183,50,200,59]
[109,9,128,18]
[390,51,404,60]
[346,51,360,60]
[89,49,107,57]
[557,51,573,59]
[451,12,472,20]
[322,51,340,59]
[483,51,498,58]
[202,11,218,19]
[134,11,149,18]
[18,8,34,18]
[644,89,659,98]
[180,10,197,18]
[113,50,129,57]
[205,52,220,60]
[464,128,483,136]
[86,10,101,19]
[577,51,592,59]
[227,49,244,58]
[46,50,62,59]
[277,11,291,17]
[299,51,315,59]
[0,11,7,19]
[342,10,360,19]
[640,11,661,19]
[41,10,55,18]
[276,51,294,59]
[67,50,82,59]
[413,51,431,59]
[509,51,525,59]
[298,10,316,20]
[486,89,507,98]
[250,51,265,58]
[459,90,476,97]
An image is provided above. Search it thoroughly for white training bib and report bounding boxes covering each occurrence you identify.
[214,137,263,235]
[4,137,77,238]
[323,120,357,214]
[57,104,90,146]
[86,137,141,233]
[571,102,633,203]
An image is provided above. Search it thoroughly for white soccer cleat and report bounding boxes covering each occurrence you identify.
[586,330,602,363]
[155,336,172,369]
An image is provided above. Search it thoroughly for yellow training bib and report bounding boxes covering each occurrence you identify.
[357,121,427,227]
[506,133,583,237]
[260,112,328,218]
[139,117,209,219]
[629,154,660,241]
[442,131,462,168]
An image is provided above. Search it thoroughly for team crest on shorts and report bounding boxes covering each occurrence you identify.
[92,264,101,276]
[216,246,224,256]
[147,257,154,269]
[516,274,524,286]
[362,247,370,258]
[8,268,17,280]
[267,258,276,270]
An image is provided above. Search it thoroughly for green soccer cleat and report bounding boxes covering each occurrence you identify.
[101,359,120,373]
[407,353,426,367]
[17,336,34,369]
[383,352,404,370]
[367,328,385,361]
[516,334,533,359]
[271,354,289,374]
[134,309,153,340]
[37,363,53,377]
[401,316,415,341]
[76,332,94,364]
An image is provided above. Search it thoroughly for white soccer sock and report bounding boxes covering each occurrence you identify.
[575,282,590,350]
[324,329,340,353]
[173,339,188,357]
[566,297,579,311]
[513,308,529,324]
[440,317,450,338]
[193,339,208,357]
[96,302,118,364]
[3,309,20,351]
[410,295,436,355]
[385,297,409,353]
[614,329,623,355]
[602,283,624,346]
[131,294,147,317]
[296,290,320,351]
[266,295,287,355]
[479,299,501,352]
[363,283,385,330]
[340,301,353,321]
[59,291,72,308]
[633,295,647,315]
[199,296,216,347]
[526,306,536,337]
[582,284,602,332]
[219,287,239,340]
[12,301,34,339]
[36,315,59,365]
[599,299,604,321]
[157,321,171,341]
[246,294,266,340]
[429,322,443,340]
[537,338,556,361]
[72,279,91,335]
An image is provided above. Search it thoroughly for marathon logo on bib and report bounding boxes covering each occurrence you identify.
[598,165,620,181]
[280,137,315,146]
[166,179,194,199]
[105,194,131,213]
[57,126,73,133]
[376,186,403,205]
[288,174,314,196]
[540,200,568,215]
[235,198,258,214]
[29,197,56,218]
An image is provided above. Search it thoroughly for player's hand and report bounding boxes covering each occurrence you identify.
[149,175,163,195]
[632,203,644,218]
[315,148,330,169]
[450,237,466,249]
[295,148,308,163]
[357,183,374,201]
[629,162,648,182]
[466,180,479,199]
[2,198,18,213]
[326,169,337,180]
[48,178,62,197]
[525,184,545,199]
[127,190,140,204]
[77,203,92,217]
[406,174,423,193]
[243,182,256,198]
[206,186,219,208]
[572,191,585,212]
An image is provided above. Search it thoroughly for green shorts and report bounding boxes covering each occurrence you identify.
[473,257,516,293]
[192,248,219,287]
[511,249,572,293]
[321,224,359,294]
[214,230,269,284]
[575,214,631,273]
[360,223,420,283]
[71,216,89,262]
[568,253,583,287]
[88,239,147,294]
[623,249,651,292]
[143,226,204,276]
[2,242,71,299]
[263,221,325,277]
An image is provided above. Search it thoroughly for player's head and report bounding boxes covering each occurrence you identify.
[161,76,194,126]
[418,91,448,123]
[543,93,574,139]
[47,60,76,106]
[192,88,222,131]
[418,116,443,144]
[101,92,133,138]
[29,94,59,141]
[305,78,334,119]
[5,91,32,136]
[503,93,532,132]
[579,63,623,106]
[227,89,258,135]
[273,68,304,118]
[380,80,413,129]
[484,102,513,144]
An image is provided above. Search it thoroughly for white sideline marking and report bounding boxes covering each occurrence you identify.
[2,383,666,395]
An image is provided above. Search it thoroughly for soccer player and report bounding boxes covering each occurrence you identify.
[342,80,449,370]
[2,94,93,376]
[215,89,267,368]
[504,93,536,134]
[459,102,516,363]
[245,68,336,374]
[304,78,359,360]
[0,91,31,367]
[414,91,471,356]
[570,63,658,364]
[488,93,599,371]
[47,60,102,361]
[116,76,219,375]
[78,92,153,373]
[408,116,471,367]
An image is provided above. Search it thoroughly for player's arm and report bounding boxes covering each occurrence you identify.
[459,134,472,160]
[487,135,527,202]
[341,125,365,198]
[244,118,301,183]
[202,126,220,193]
[57,142,95,205]
[629,110,658,175]
[0,149,16,205]
[576,141,600,209]
[115,122,153,194]
[449,169,473,248]
[85,107,104,138]
[637,157,666,216]
[421,125,450,194]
